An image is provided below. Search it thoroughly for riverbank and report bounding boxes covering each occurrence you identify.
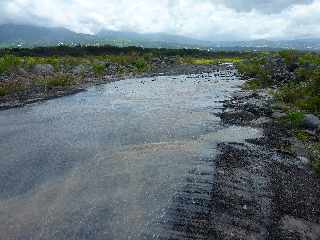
[0,61,224,110]
[212,84,320,239]
[0,46,248,111]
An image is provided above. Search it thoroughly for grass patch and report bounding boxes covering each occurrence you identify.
[278,50,299,66]
[287,111,305,128]
[92,63,105,76]
[299,52,320,65]
[132,57,150,72]
[242,79,262,90]
[295,130,312,142]
[41,74,76,87]
[310,143,320,175]
[0,82,25,96]
[275,68,320,115]
[0,55,21,74]
[183,57,242,65]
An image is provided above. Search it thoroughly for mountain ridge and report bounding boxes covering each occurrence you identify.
[0,24,319,51]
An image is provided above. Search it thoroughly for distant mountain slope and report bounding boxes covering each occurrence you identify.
[97,29,212,47]
[0,24,94,46]
[0,24,319,51]
[214,39,320,51]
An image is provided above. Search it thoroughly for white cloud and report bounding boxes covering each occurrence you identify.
[0,0,319,40]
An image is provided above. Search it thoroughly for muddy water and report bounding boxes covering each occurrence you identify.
[0,70,261,239]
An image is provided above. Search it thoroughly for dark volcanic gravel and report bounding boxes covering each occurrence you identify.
[209,88,320,239]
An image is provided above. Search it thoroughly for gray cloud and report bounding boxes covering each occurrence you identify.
[222,0,314,13]
[0,0,319,41]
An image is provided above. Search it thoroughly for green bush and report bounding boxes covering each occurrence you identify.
[237,61,261,77]
[299,52,320,65]
[133,58,149,72]
[44,75,76,87]
[275,83,307,104]
[295,130,312,142]
[242,79,261,90]
[310,143,320,175]
[287,111,305,128]
[296,96,320,113]
[237,60,272,87]
[279,50,299,66]
[0,82,25,96]
[92,64,105,76]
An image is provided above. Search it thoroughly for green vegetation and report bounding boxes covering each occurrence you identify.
[183,57,242,65]
[237,58,272,88]
[237,50,320,175]
[0,81,25,96]
[295,130,312,142]
[92,63,105,76]
[278,50,299,66]
[242,79,262,90]
[287,111,305,128]
[44,74,76,87]
[132,58,150,72]
[275,69,320,116]
[0,55,20,74]
[310,143,320,175]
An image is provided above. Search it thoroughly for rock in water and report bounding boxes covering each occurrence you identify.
[302,114,320,130]
[32,64,54,76]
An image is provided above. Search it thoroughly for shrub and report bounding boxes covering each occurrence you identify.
[92,64,105,76]
[133,58,149,72]
[287,111,305,128]
[310,143,320,176]
[43,74,76,87]
[0,81,25,96]
[237,61,261,77]
[279,50,299,66]
[295,130,312,142]
[242,79,262,90]
[296,96,320,113]
[0,55,20,74]
[299,52,320,65]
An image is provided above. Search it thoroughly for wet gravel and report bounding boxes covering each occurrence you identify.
[212,88,320,239]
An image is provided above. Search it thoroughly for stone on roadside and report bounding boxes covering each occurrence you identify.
[16,67,28,77]
[272,111,287,119]
[72,64,91,75]
[32,64,54,76]
[302,114,320,130]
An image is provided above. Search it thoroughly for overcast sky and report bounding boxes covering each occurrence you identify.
[0,0,319,41]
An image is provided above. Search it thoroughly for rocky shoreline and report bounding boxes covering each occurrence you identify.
[214,87,320,239]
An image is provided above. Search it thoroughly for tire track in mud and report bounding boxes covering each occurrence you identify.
[149,156,216,240]
[208,142,274,240]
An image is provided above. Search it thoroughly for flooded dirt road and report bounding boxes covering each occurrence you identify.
[0,69,261,239]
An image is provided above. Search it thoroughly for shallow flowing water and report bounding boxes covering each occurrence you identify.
[0,70,261,239]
